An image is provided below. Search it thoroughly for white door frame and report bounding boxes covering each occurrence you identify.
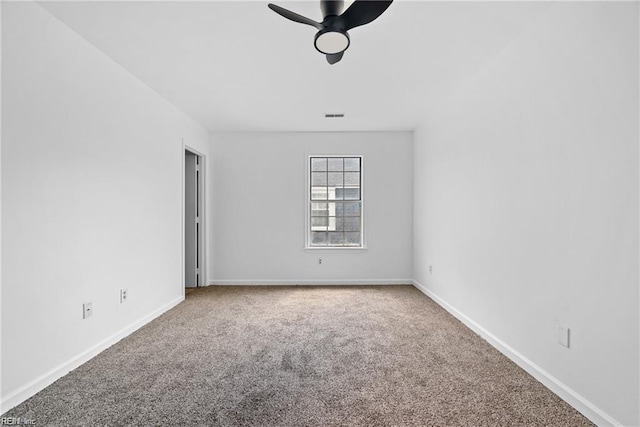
[182,143,206,293]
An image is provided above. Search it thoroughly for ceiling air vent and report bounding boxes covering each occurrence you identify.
[325,113,345,118]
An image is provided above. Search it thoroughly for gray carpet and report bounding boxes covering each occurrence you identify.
[4,286,593,426]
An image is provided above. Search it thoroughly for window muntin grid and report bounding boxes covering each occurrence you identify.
[309,156,362,247]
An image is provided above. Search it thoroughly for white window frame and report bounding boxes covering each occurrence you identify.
[305,154,366,250]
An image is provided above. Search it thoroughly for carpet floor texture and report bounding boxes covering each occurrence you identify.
[4,286,593,426]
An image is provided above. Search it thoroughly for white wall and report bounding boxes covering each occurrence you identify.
[1,2,209,410]
[209,132,413,284]
[413,2,638,426]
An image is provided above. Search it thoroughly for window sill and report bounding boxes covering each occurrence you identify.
[305,246,368,251]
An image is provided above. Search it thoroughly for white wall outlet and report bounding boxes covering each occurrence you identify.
[83,302,92,319]
[318,258,323,265]
[557,324,570,348]
[429,265,432,274]
[120,288,128,303]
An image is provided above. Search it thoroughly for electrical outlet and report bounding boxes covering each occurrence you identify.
[557,324,570,348]
[120,289,128,303]
[83,302,92,319]
[318,258,323,265]
[429,265,432,274]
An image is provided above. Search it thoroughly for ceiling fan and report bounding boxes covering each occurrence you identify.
[267,0,393,64]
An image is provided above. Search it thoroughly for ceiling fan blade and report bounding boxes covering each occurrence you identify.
[326,52,344,64]
[268,4,323,30]
[338,0,393,30]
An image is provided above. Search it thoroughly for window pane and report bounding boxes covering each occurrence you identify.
[311,172,327,186]
[311,232,328,245]
[326,202,338,216]
[334,217,345,231]
[328,172,343,186]
[311,158,327,171]
[311,187,328,200]
[344,172,360,186]
[328,158,343,171]
[311,217,328,228]
[343,202,361,216]
[344,158,360,171]
[329,187,344,200]
[328,231,344,245]
[343,188,360,200]
[327,216,339,231]
[344,232,361,245]
[328,187,343,201]
[311,202,328,215]
[343,217,360,232]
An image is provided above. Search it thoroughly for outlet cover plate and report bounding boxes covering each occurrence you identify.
[557,324,570,348]
[83,302,92,319]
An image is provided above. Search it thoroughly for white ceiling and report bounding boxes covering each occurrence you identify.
[39,1,552,132]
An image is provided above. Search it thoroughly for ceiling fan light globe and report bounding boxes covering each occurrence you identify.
[314,30,350,55]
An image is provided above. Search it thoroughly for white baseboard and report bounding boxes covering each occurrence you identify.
[208,279,413,286]
[411,280,622,427]
[0,296,184,413]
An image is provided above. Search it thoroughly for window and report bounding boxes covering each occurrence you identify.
[308,156,363,247]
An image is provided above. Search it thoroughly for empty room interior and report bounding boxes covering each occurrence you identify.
[1,0,639,426]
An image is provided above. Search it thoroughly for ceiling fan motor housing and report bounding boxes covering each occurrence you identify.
[320,0,345,18]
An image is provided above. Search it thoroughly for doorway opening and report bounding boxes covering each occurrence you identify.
[184,148,203,288]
